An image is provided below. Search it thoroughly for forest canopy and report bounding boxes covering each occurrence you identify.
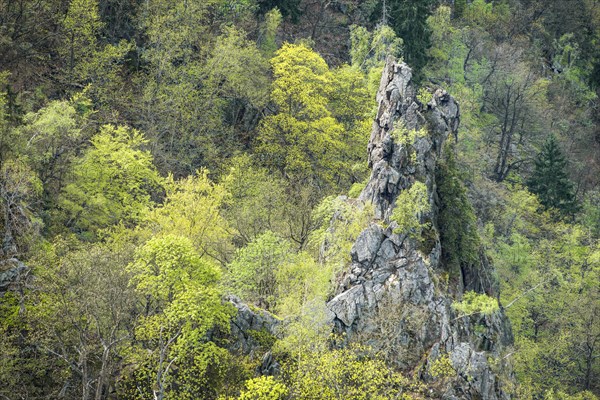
[0,0,599,399]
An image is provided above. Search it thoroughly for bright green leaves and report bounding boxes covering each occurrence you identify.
[391,181,431,239]
[257,113,345,186]
[140,0,212,68]
[147,170,232,260]
[257,43,371,190]
[270,43,331,118]
[128,234,234,400]
[60,125,162,237]
[391,123,428,163]
[61,0,103,73]
[129,235,229,334]
[130,235,220,301]
[60,0,132,108]
[483,182,600,395]
[207,28,270,110]
[222,155,287,245]
[139,12,270,172]
[428,354,457,380]
[426,5,468,85]
[286,343,418,400]
[0,158,43,253]
[19,100,82,156]
[18,99,86,199]
[226,230,326,316]
[309,195,374,272]
[259,8,283,56]
[452,291,499,317]
[350,24,403,73]
[28,237,139,400]
[329,65,372,132]
[237,376,288,400]
[227,231,292,310]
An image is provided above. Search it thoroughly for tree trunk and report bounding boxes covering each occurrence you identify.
[94,345,110,400]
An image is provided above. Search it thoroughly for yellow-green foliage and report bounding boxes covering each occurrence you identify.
[306,196,374,310]
[349,24,403,73]
[126,235,234,399]
[275,251,330,317]
[391,122,428,148]
[60,0,102,71]
[270,43,331,118]
[18,100,83,166]
[479,181,600,396]
[429,354,457,379]
[59,125,162,238]
[348,178,368,198]
[238,376,288,400]
[452,291,499,317]
[227,230,331,317]
[286,343,420,400]
[205,27,270,110]
[128,235,230,328]
[310,196,374,268]
[1,159,42,209]
[247,329,277,349]
[391,182,431,238]
[391,122,428,163]
[259,8,282,56]
[417,87,433,105]
[257,43,370,189]
[221,155,288,245]
[227,231,293,311]
[257,113,345,185]
[543,389,599,400]
[146,169,232,260]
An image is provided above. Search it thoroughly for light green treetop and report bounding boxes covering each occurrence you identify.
[60,125,162,237]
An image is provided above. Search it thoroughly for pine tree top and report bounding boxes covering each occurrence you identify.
[527,134,579,215]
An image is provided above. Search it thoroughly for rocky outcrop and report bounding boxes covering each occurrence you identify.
[326,59,513,399]
[225,295,281,375]
[226,295,281,354]
[0,258,27,295]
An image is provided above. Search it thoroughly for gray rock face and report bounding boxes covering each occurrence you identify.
[327,58,513,399]
[0,258,27,295]
[225,295,282,375]
[360,61,460,221]
[226,295,281,357]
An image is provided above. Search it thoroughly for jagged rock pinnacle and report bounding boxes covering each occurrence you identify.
[327,58,513,400]
[360,59,459,221]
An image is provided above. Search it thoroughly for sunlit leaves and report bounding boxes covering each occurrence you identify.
[452,291,499,317]
[146,170,232,261]
[59,125,162,237]
[270,43,331,118]
[238,376,288,400]
[257,43,370,190]
[391,181,431,238]
[127,235,233,399]
[286,343,418,400]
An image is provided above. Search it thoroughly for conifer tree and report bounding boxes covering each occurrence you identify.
[527,135,578,215]
[375,0,434,76]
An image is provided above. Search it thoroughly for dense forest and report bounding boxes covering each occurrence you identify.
[0,0,599,399]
